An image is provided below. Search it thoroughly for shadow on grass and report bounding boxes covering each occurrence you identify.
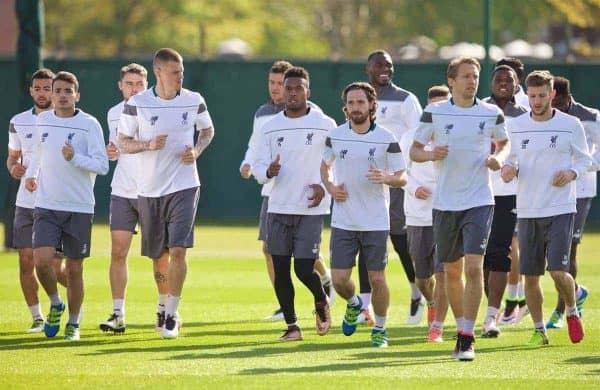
[563,355,600,375]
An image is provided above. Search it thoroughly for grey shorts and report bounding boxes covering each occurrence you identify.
[267,213,323,259]
[407,225,443,278]
[32,207,93,259]
[330,228,388,271]
[109,195,139,233]
[518,213,574,276]
[573,197,592,244]
[258,196,269,241]
[138,187,200,259]
[13,206,34,249]
[433,205,494,264]
[389,187,407,235]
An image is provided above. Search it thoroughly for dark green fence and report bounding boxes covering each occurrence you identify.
[1,59,599,221]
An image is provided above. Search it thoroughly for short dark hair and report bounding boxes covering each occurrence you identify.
[270,60,293,74]
[367,49,390,63]
[153,48,183,68]
[447,57,481,79]
[553,76,570,97]
[427,85,451,100]
[491,64,516,79]
[495,57,525,81]
[120,63,148,80]
[31,68,55,83]
[284,66,309,85]
[525,70,554,89]
[52,71,79,92]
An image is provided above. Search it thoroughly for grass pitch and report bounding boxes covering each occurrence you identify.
[0,224,599,389]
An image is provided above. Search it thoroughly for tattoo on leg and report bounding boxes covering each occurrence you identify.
[154,272,167,284]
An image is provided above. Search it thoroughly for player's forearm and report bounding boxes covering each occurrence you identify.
[118,134,150,154]
[410,144,431,162]
[386,171,407,188]
[320,162,335,193]
[193,127,214,158]
[493,139,510,162]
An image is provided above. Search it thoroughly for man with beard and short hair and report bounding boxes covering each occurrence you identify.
[411,57,510,361]
[7,68,68,333]
[322,82,406,348]
[362,50,425,326]
[501,70,590,346]
[481,65,528,338]
[544,76,599,329]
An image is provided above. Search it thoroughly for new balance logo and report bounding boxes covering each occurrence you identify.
[381,106,388,116]
[41,132,49,142]
[521,139,530,149]
[340,149,348,159]
[444,124,453,134]
[81,243,87,254]
[368,147,376,162]
[305,132,314,145]
[67,132,75,144]
[182,112,188,125]
[478,121,485,135]
[25,133,33,139]
[480,237,488,250]
[276,137,284,147]
[562,254,568,265]
[550,135,558,148]
[150,116,159,125]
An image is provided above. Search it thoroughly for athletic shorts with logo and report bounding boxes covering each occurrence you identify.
[267,213,323,259]
[138,187,200,259]
[433,205,494,264]
[32,207,93,259]
[330,228,388,271]
[484,195,517,272]
[518,213,574,276]
[109,195,139,233]
[573,197,592,244]
[407,225,443,278]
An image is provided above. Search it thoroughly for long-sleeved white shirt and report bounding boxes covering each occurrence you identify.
[254,108,336,215]
[107,101,138,199]
[399,127,436,226]
[414,98,509,211]
[506,110,592,218]
[26,109,109,214]
[323,122,405,231]
[8,108,39,209]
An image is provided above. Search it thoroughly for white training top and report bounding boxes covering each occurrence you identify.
[399,127,436,226]
[8,108,39,209]
[514,86,530,110]
[25,110,109,214]
[119,87,214,197]
[506,110,592,218]
[414,98,509,211]
[107,101,138,199]
[254,108,336,215]
[483,97,529,197]
[566,100,600,199]
[323,122,405,231]
[241,101,321,197]
[375,83,423,141]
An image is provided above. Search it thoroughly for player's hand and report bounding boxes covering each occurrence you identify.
[552,170,576,187]
[240,163,251,179]
[328,183,348,202]
[267,154,281,178]
[178,145,196,165]
[366,168,389,184]
[25,178,37,192]
[415,186,432,200]
[308,184,325,208]
[501,165,517,183]
[430,145,449,161]
[9,163,26,179]
[486,155,502,171]
[62,142,74,161]
[148,134,168,150]
[106,141,119,160]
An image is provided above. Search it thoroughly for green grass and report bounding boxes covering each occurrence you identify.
[0,224,599,389]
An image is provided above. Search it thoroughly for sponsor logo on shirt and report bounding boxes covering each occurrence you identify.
[26,133,33,139]
[41,132,49,142]
[550,135,558,148]
[182,112,188,125]
[305,132,314,145]
[521,139,529,149]
[444,124,453,134]
[340,149,348,159]
[150,116,159,125]
[276,136,284,147]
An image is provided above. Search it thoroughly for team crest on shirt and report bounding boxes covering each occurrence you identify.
[150,116,159,125]
[276,136,284,147]
[41,132,49,142]
[368,147,376,162]
[521,139,529,149]
[478,121,486,135]
[550,135,558,148]
[26,133,33,139]
[182,112,188,125]
[305,132,314,145]
[444,124,453,134]
[67,132,76,144]
[340,149,348,159]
